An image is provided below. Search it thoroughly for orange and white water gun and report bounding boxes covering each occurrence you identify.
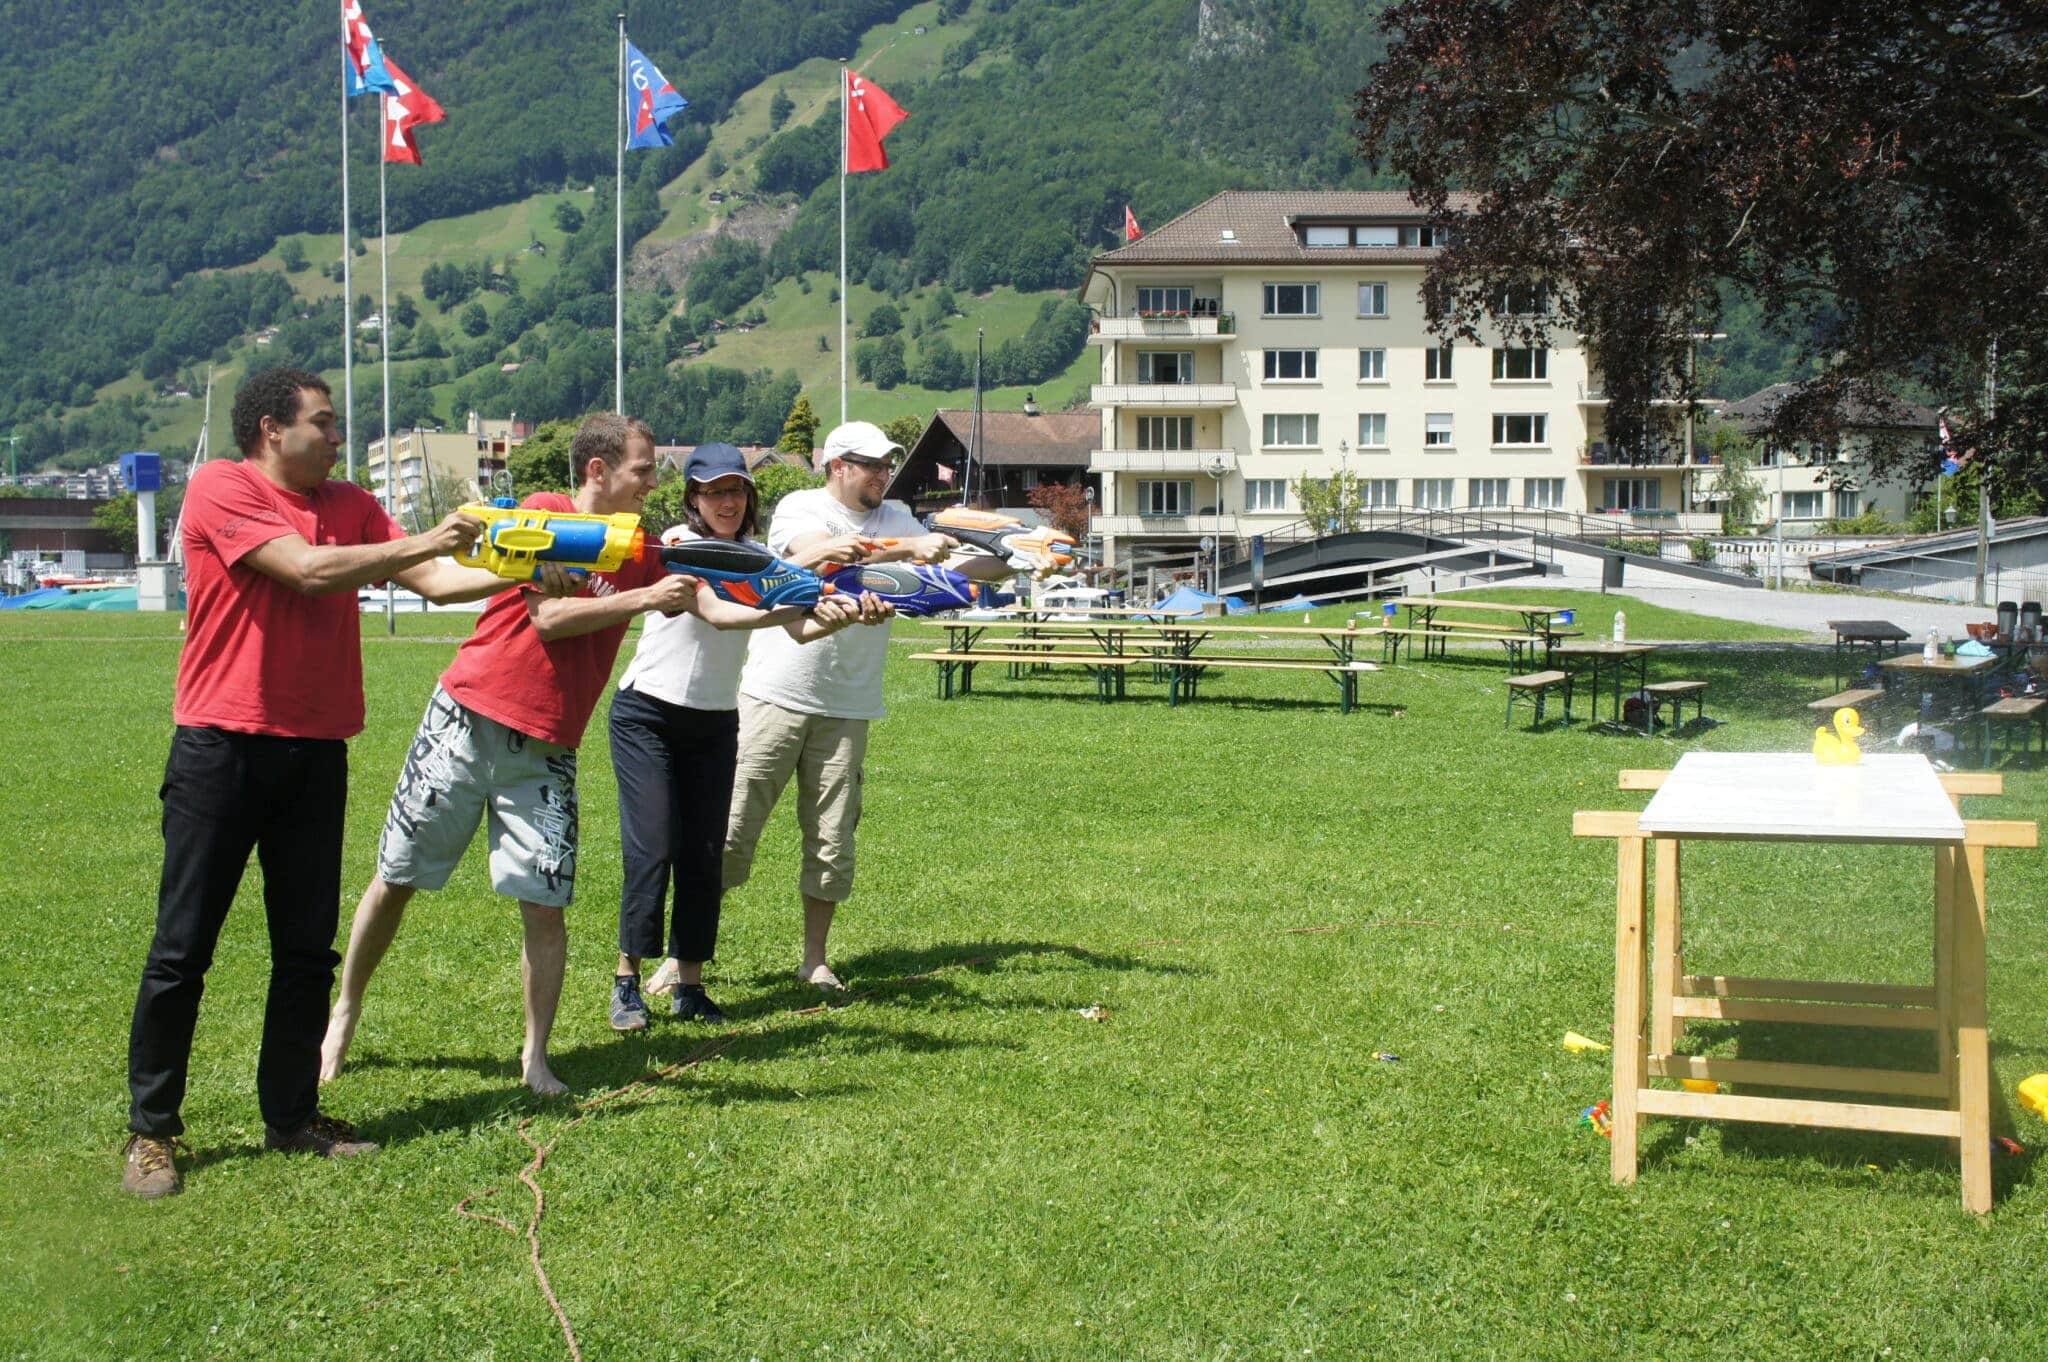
[922,507,1081,576]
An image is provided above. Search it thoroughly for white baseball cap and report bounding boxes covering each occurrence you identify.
[815,420,905,472]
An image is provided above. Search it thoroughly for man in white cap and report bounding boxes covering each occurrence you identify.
[724,421,1011,989]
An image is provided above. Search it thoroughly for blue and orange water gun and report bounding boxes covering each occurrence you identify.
[655,540,994,617]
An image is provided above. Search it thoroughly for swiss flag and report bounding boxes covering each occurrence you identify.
[845,70,907,173]
[382,57,445,165]
[935,463,955,486]
[1124,205,1142,241]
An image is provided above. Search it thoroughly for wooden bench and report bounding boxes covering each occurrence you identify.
[1978,695,2048,765]
[1505,669,1572,728]
[1382,626,1539,666]
[1810,686,1885,714]
[1643,680,1710,733]
[1163,657,1374,714]
[909,650,1138,702]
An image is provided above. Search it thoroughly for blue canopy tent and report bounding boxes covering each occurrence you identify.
[1144,586,1251,618]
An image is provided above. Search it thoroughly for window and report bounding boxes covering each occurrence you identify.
[1137,351,1194,384]
[1468,478,1511,508]
[1137,416,1195,451]
[1135,286,1193,316]
[1414,477,1455,509]
[1245,478,1288,512]
[1524,477,1566,509]
[1492,413,1548,446]
[1603,478,1663,511]
[1359,478,1400,509]
[1264,283,1320,316]
[1355,225,1399,246]
[1262,413,1320,447]
[1136,479,1194,516]
[1784,490,1824,519]
[1493,284,1552,315]
[1399,225,1450,247]
[1303,226,1349,248]
[1357,348,1386,381]
[1356,282,1388,317]
[1262,349,1319,382]
[1833,490,1860,518]
[1425,347,1454,381]
[1492,347,1549,381]
[1425,413,1454,447]
[1357,413,1387,448]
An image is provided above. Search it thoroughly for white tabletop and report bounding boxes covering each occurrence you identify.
[1638,752,1965,843]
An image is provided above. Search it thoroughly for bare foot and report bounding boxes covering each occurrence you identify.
[644,958,682,997]
[796,964,845,991]
[319,1003,359,1084]
[522,1054,568,1097]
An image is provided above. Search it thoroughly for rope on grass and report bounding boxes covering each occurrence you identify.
[453,960,986,1360]
[454,917,1446,1359]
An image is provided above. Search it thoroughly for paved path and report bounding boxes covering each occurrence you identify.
[1614,583,1992,639]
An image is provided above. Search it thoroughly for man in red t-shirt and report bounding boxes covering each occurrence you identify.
[124,366,542,1200]
[320,413,698,1096]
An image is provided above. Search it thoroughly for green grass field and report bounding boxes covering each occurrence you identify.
[5,598,2046,1359]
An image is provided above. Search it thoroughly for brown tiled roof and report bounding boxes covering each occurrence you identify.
[927,408,1097,467]
[1093,190,1482,268]
[1723,383,1939,432]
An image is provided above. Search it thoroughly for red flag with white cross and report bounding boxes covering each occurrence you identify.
[845,70,907,173]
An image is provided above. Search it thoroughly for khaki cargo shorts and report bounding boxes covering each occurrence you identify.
[723,696,868,903]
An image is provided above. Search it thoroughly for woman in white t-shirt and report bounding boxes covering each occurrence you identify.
[605,444,887,1031]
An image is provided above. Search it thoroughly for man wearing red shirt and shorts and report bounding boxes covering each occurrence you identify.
[124,367,533,1199]
[319,413,697,1096]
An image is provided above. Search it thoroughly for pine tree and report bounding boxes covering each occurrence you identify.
[778,393,820,456]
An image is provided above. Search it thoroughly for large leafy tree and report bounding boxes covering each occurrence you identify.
[1356,2,2048,493]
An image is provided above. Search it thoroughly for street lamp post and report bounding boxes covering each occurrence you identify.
[1337,438,1350,532]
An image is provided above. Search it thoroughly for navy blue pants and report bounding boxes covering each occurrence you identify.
[128,727,348,1137]
[609,687,739,965]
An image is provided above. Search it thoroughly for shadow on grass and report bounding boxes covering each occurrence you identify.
[1636,1020,2038,1201]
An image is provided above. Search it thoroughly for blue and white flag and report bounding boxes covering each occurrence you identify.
[342,1,400,98]
[625,40,689,149]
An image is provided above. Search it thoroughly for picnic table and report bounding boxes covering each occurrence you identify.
[1878,650,1999,706]
[917,620,1376,711]
[1387,596,1573,666]
[1552,639,1658,727]
[1575,754,2036,1214]
[1827,619,1910,690]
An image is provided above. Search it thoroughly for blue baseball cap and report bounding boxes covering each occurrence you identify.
[684,442,753,486]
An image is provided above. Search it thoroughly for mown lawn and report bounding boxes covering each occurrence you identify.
[3,603,2044,1360]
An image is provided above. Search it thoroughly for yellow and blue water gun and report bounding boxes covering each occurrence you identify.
[452,499,646,582]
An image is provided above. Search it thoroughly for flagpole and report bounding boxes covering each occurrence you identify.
[341,20,356,483]
[615,13,626,416]
[838,60,848,426]
[380,100,397,635]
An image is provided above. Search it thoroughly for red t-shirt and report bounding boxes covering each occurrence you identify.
[438,493,661,748]
[175,459,404,739]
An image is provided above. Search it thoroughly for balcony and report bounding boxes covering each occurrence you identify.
[1089,313,1236,343]
[1093,514,1242,537]
[1091,383,1238,409]
[1090,448,1236,474]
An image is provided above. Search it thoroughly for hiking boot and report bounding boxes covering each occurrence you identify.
[611,974,650,1032]
[121,1133,183,1199]
[671,983,727,1024]
[264,1112,378,1158]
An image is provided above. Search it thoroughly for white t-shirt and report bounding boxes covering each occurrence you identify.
[616,533,757,712]
[740,489,923,720]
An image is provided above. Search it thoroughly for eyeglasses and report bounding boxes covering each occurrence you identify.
[839,455,897,473]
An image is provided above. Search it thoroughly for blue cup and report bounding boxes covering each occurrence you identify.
[1554,609,1575,626]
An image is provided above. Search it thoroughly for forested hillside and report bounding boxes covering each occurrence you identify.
[4,0,1803,472]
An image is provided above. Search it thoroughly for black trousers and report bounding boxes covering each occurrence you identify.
[609,687,739,965]
[128,727,348,1137]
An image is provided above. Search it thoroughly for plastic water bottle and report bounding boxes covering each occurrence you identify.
[1924,628,1939,662]
[1612,610,1627,643]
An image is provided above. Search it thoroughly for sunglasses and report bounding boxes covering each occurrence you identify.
[839,455,897,472]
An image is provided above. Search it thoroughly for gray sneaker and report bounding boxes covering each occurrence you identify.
[121,1133,183,1199]
[611,974,649,1031]
[264,1112,377,1158]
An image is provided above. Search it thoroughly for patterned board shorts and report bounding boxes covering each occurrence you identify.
[376,687,580,907]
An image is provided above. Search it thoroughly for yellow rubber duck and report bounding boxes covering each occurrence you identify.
[1814,706,1865,765]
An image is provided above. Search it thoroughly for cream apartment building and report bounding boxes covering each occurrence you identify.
[365,412,528,525]
[1081,191,1718,568]
[1721,383,1937,533]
